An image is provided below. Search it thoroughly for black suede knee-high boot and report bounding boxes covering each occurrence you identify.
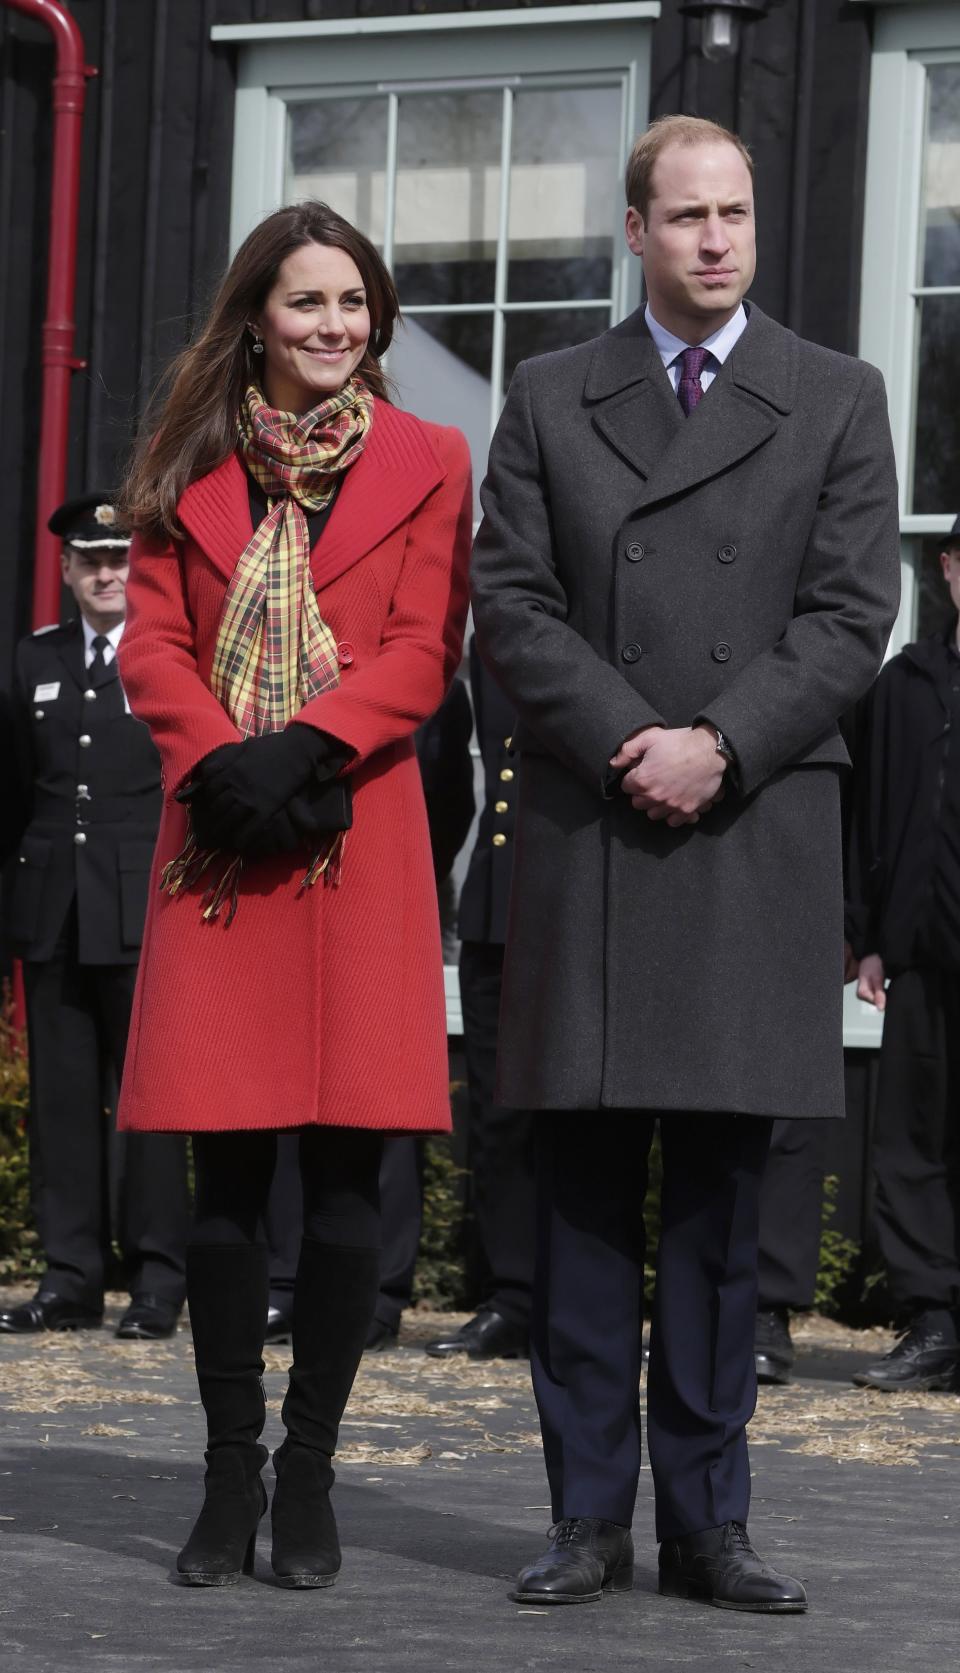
[271,1239,381,1588]
[177,1244,270,1586]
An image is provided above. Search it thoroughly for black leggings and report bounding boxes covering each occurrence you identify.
[191,1129,383,1251]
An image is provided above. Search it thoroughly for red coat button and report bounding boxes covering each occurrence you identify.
[337,642,355,668]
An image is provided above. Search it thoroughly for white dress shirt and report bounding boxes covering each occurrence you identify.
[644,302,749,396]
[82,617,124,668]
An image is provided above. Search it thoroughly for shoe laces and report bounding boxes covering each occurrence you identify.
[889,1316,957,1359]
[548,1520,580,1548]
[730,1522,753,1553]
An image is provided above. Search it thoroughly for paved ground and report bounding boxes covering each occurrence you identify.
[0,1300,958,1673]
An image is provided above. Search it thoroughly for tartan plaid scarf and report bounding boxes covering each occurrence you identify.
[161,379,373,922]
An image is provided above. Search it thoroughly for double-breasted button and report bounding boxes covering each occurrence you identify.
[500,767,514,783]
[712,642,732,663]
[621,642,642,664]
[717,544,737,563]
[73,831,87,846]
[34,708,44,720]
[336,642,355,668]
[79,733,92,747]
[626,542,645,562]
[495,799,508,814]
[84,688,97,701]
[492,833,507,848]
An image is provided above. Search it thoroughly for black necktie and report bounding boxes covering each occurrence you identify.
[89,634,117,689]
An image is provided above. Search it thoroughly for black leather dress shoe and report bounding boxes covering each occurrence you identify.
[852,1311,960,1392]
[755,1306,796,1385]
[0,1294,103,1334]
[513,1519,634,1604]
[424,1308,528,1360]
[264,1304,293,1346]
[116,1295,181,1340]
[364,1316,399,1352]
[659,1522,807,1612]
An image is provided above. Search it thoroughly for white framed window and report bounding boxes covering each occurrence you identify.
[848,1,960,1049]
[214,4,660,513]
[858,1,960,651]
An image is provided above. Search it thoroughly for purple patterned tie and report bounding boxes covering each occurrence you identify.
[676,345,710,416]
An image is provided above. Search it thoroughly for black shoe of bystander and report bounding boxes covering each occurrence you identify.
[424,1308,528,1360]
[0,1293,102,1334]
[852,1310,960,1392]
[754,1306,796,1385]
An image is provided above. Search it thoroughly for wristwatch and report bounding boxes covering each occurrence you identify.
[713,728,736,765]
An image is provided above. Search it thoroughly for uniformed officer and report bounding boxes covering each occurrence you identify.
[0,492,188,1339]
[425,641,535,1360]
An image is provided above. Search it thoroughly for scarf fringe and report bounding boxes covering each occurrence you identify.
[299,829,347,893]
[160,826,345,925]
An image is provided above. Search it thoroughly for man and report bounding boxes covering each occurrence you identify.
[471,115,900,1612]
[426,642,535,1362]
[846,516,960,1394]
[0,493,188,1340]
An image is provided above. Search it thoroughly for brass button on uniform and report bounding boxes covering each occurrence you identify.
[495,799,509,813]
[500,767,514,783]
[626,542,645,562]
[79,734,92,747]
[84,688,97,701]
[712,642,732,663]
[717,544,737,563]
[34,708,44,720]
[492,833,507,848]
[621,642,642,664]
[73,831,87,846]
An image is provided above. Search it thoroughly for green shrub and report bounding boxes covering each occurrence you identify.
[413,1136,468,1309]
[0,990,41,1282]
[813,1173,860,1316]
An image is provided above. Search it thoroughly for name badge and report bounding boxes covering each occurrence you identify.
[34,682,60,702]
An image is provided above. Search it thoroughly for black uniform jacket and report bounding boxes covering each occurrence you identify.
[4,619,162,964]
[457,639,518,946]
[847,624,960,975]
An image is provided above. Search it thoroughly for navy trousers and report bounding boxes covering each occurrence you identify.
[531,1111,772,1541]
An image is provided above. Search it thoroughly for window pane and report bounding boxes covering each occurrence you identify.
[507,87,621,303]
[912,296,960,514]
[922,65,960,286]
[503,309,608,391]
[390,315,494,521]
[393,93,502,306]
[286,99,389,247]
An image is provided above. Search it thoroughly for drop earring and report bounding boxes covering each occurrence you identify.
[251,334,264,355]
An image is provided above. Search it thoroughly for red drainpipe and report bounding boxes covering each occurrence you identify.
[2,0,96,628]
[3,1,95,1037]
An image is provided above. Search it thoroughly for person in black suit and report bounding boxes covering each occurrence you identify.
[0,493,188,1340]
[425,642,535,1360]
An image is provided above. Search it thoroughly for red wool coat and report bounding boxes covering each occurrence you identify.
[116,401,471,1134]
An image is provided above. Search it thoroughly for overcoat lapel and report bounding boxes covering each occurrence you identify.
[177,398,445,589]
[586,304,797,511]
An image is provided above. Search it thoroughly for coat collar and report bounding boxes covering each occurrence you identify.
[50,617,88,692]
[177,398,446,587]
[585,303,797,511]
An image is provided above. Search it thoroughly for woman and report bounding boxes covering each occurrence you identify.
[118,201,471,1589]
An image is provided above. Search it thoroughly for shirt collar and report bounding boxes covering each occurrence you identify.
[644,302,749,370]
[81,616,125,655]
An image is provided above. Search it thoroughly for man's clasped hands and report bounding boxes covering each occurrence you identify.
[610,723,728,829]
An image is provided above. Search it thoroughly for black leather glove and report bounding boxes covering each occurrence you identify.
[177,728,351,853]
[238,780,353,860]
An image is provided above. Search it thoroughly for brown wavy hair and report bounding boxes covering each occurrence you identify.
[122,201,400,541]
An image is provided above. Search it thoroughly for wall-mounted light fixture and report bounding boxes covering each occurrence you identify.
[678,1,771,64]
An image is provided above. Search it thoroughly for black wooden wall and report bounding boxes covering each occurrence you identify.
[0,0,874,677]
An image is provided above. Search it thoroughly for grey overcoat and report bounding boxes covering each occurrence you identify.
[470,305,901,1120]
